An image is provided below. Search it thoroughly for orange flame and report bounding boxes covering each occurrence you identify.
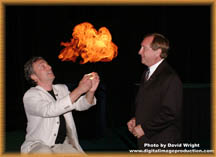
[58,22,118,64]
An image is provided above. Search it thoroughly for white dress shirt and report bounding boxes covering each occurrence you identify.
[147,59,164,80]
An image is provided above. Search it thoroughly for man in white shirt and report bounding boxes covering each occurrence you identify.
[21,56,100,154]
[127,33,183,150]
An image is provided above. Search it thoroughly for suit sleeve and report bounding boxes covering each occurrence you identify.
[24,91,75,117]
[141,74,183,138]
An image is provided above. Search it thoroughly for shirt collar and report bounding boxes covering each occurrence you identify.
[148,59,164,78]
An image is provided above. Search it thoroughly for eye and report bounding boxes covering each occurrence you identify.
[142,46,147,51]
[39,64,46,70]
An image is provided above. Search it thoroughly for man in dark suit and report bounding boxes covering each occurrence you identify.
[127,33,183,150]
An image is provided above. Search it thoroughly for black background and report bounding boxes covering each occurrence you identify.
[5,5,211,149]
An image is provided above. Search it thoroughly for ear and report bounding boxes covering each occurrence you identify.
[30,73,38,83]
[155,48,162,58]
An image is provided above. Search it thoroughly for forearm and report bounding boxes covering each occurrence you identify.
[85,91,95,104]
[69,87,83,103]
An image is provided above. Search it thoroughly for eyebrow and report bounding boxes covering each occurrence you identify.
[38,60,47,64]
[36,61,47,67]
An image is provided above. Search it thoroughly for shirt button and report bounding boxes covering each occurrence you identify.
[57,121,59,124]
[54,133,56,136]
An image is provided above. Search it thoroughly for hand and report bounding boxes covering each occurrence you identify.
[127,117,136,133]
[77,74,92,94]
[88,72,100,92]
[132,124,144,139]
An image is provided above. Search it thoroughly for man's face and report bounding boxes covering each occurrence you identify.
[31,59,55,85]
[138,36,161,66]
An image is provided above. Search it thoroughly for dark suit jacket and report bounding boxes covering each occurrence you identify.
[135,60,183,149]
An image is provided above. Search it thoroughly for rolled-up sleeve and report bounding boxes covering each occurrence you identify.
[74,95,97,111]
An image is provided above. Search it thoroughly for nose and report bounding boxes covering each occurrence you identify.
[47,64,52,70]
[138,47,143,55]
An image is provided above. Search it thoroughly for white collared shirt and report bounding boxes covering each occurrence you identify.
[147,59,164,80]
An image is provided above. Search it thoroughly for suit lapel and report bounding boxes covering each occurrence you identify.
[52,85,60,100]
[144,60,167,86]
[35,85,56,101]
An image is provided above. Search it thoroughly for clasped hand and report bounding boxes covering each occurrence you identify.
[127,118,144,139]
[78,72,100,94]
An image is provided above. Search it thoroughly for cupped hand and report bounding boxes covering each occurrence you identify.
[89,72,100,92]
[77,74,92,94]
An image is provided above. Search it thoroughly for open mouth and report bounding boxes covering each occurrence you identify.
[47,71,53,75]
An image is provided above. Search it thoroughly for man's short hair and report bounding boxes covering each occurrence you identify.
[146,33,170,58]
[24,56,44,86]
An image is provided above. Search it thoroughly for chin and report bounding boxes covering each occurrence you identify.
[49,76,55,80]
[49,74,55,78]
[141,60,146,65]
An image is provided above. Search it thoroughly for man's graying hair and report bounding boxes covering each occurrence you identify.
[24,56,44,86]
[145,33,170,58]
